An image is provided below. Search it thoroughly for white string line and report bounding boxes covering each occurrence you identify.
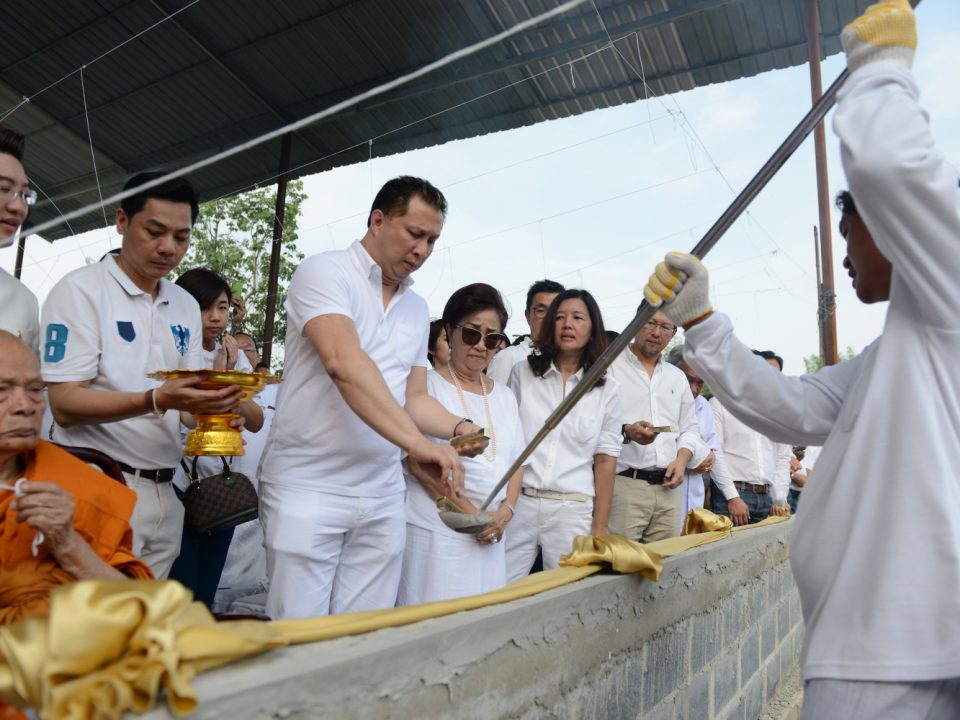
[587,3,813,281]
[213,24,636,203]
[442,168,712,250]
[0,0,203,123]
[295,111,672,236]
[24,0,591,239]
[79,68,110,231]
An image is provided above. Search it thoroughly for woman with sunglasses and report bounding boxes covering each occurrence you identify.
[398,283,524,605]
[505,289,621,581]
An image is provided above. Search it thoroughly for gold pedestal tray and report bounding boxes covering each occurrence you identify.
[147,369,279,456]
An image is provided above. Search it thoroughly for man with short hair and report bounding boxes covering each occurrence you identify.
[486,279,564,383]
[706,350,791,525]
[41,172,243,578]
[666,344,720,531]
[0,331,152,625]
[258,176,484,619]
[0,125,40,357]
[607,311,706,542]
[643,3,960,711]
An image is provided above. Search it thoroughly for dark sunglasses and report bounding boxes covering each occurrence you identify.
[456,324,508,350]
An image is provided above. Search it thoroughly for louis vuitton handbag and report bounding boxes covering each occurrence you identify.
[180,456,259,535]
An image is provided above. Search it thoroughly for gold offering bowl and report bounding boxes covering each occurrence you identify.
[147,369,279,456]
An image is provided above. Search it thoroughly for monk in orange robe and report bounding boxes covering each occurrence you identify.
[0,331,152,626]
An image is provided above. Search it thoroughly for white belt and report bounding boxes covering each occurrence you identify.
[521,486,590,503]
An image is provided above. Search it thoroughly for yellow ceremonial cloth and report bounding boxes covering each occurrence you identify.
[0,441,153,626]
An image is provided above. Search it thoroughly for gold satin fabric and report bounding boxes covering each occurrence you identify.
[0,510,787,719]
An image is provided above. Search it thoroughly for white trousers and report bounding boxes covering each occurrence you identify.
[125,471,183,579]
[397,522,506,606]
[801,678,960,720]
[676,471,707,535]
[260,482,405,619]
[504,493,593,583]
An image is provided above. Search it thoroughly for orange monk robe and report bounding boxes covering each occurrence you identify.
[0,440,152,625]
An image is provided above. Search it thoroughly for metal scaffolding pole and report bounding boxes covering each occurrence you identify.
[261,133,292,370]
[13,232,26,279]
[805,0,838,366]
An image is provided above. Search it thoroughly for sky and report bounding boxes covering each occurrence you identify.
[3,3,958,375]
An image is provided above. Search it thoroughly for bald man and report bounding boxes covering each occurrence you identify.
[0,331,151,625]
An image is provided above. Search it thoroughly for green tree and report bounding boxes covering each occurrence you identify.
[180,181,306,368]
[803,345,859,374]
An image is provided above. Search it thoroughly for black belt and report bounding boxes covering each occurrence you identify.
[734,481,769,495]
[118,462,175,483]
[617,467,667,485]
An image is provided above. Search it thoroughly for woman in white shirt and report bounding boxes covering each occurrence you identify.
[506,289,621,581]
[168,268,263,608]
[398,283,524,605]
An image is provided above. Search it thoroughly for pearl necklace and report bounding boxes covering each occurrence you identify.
[447,363,496,461]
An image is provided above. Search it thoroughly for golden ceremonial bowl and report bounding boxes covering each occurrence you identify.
[147,369,279,456]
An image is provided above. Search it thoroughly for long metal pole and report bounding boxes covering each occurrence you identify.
[805,0,839,366]
[261,133,292,370]
[471,65,853,515]
[13,232,26,279]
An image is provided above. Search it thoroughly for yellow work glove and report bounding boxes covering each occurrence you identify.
[643,252,713,328]
[842,0,916,73]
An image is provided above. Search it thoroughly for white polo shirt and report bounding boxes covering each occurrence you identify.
[608,350,706,472]
[508,359,621,496]
[0,268,39,357]
[40,255,203,468]
[486,336,533,384]
[259,240,429,497]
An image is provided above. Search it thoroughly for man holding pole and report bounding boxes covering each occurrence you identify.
[645,1,960,714]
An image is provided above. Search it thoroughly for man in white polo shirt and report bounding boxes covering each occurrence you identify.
[259,176,484,619]
[486,279,564,384]
[41,173,244,578]
[0,125,40,357]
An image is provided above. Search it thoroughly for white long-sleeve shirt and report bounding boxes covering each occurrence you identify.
[684,64,960,683]
[708,397,791,503]
[508,360,621,496]
[608,350,706,472]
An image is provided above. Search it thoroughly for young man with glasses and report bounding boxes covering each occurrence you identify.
[257,176,486,619]
[0,125,40,357]
[607,310,707,542]
[486,279,564,383]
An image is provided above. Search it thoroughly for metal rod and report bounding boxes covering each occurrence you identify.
[261,133,292,370]
[472,63,854,515]
[805,0,839,366]
[13,231,26,279]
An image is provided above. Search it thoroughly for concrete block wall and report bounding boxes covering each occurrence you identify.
[142,521,802,720]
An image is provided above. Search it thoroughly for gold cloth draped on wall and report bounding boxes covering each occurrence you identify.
[0,510,786,720]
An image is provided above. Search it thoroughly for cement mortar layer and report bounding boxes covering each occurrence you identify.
[140,522,796,720]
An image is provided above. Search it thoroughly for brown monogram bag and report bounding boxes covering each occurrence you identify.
[180,456,259,535]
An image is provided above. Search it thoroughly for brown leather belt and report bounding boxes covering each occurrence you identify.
[617,467,667,485]
[734,481,769,495]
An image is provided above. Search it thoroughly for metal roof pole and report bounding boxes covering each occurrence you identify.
[805,0,839,366]
[261,133,292,370]
[13,232,26,279]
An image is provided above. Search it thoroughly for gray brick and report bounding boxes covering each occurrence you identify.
[767,566,783,607]
[684,671,711,720]
[582,652,644,720]
[643,696,677,720]
[722,588,748,645]
[789,592,801,627]
[643,623,689,710]
[761,613,776,660]
[738,673,764,720]
[740,627,760,684]
[766,649,782,701]
[750,579,767,616]
[778,601,791,643]
[783,565,796,593]
[691,612,721,673]
[714,648,739,711]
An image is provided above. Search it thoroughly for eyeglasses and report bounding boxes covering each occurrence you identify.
[529,305,550,319]
[684,373,705,389]
[0,184,37,207]
[456,324,508,351]
[645,319,676,334]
